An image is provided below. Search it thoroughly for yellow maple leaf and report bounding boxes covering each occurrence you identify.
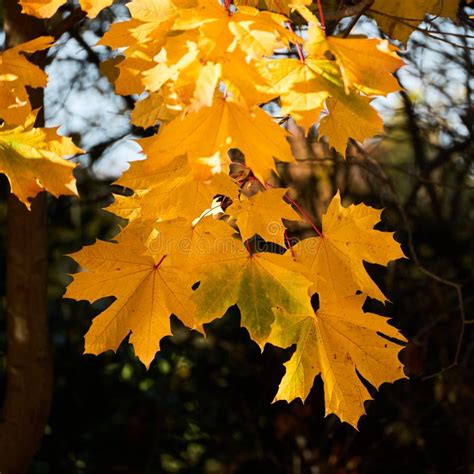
[99,0,283,114]
[259,57,386,151]
[0,112,82,208]
[139,95,294,182]
[319,94,383,155]
[189,62,222,111]
[324,37,403,96]
[268,295,406,427]
[220,51,276,106]
[127,0,196,21]
[153,216,237,258]
[258,58,329,129]
[96,1,185,95]
[308,59,386,154]
[19,0,65,18]
[138,3,293,108]
[235,0,301,15]
[110,155,239,223]
[192,240,313,346]
[226,188,301,247]
[292,192,405,302]
[175,1,296,59]
[300,7,403,96]
[297,3,404,92]
[0,36,54,124]
[79,0,114,18]
[130,90,180,129]
[97,17,172,96]
[19,0,114,18]
[228,8,297,59]
[142,37,201,94]
[370,0,460,43]
[65,226,200,368]
[106,55,154,96]
[143,43,274,110]
[257,5,402,152]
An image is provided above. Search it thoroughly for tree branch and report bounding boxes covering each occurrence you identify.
[0,2,53,473]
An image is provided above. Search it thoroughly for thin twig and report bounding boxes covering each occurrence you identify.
[342,0,374,37]
[350,142,470,380]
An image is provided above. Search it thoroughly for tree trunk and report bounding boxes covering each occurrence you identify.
[0,2,53,473]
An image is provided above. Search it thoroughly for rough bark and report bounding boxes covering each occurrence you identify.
[0,1,53,473]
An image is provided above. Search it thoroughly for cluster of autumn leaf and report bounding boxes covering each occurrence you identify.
[0,0,463,427]
[0,36,82,206]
